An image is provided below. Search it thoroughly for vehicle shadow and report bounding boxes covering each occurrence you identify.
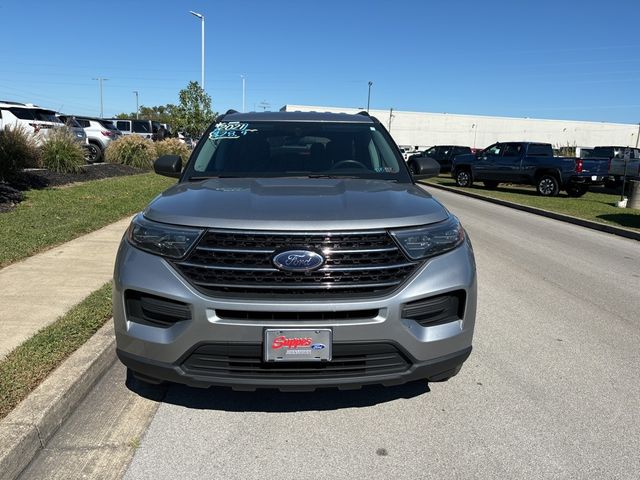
[596,213,640,230]
[129,379,430,412]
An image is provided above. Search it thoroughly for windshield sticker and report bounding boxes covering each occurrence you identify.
[209,122,257,140]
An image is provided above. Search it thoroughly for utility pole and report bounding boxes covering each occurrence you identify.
[259,101,270,111]
[133,91,139,119]
[189,11,205,91]
[241,75,246,112]
[367,81,373,112]
[388,108,394,132]
[92,77,108,117]
[636,123,640,148]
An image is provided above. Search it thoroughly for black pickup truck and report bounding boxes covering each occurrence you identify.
[451,142,609,197]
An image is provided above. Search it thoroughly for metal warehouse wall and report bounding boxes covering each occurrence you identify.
[282,104,640,150]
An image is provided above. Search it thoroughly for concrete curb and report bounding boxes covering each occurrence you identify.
[423,182,640,242]
[0,322,116,480]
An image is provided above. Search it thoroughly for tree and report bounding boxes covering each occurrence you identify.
[173,81,216,138]
[111,81,216,137]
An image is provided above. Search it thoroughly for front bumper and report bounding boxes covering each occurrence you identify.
[113,237,477,389]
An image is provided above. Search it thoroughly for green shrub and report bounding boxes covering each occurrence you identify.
[0,125,40,180]
[105,135,157,169]
[40,127,86,173]
[155,138,191,162]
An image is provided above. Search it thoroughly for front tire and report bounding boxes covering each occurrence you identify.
[536,175,560,196]
[566,185,589,197]
[86,143,102,163]
[455,169,473,187]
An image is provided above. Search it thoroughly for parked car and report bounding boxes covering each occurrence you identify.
[68,116,121,163]
[177,131,194,149]
[113,110,476,391]
[592,146,640,187]
[409,145,472,173]
[109,119,159,140]
[57,115,88,147]
[0,101,63,143]
[451,142,609,197]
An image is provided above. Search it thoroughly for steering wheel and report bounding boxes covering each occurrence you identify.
[331,159,369,170]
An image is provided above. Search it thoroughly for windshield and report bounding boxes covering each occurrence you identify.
[184,121,410,182]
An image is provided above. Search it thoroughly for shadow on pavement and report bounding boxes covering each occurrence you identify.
[127,377,430,412]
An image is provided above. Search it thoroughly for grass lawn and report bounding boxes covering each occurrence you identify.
[0,282,112,420]
[0,173,174,267]
[424,176,640,232]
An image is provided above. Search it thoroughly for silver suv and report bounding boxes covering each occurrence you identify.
[113,111,477,391]
[75,116,121,162]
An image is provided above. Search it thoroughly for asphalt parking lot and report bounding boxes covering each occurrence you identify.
[22,187,640,480]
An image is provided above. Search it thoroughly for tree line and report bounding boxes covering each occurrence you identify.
[114,81,217,138]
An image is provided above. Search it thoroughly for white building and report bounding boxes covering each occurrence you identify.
[281,104,640,151]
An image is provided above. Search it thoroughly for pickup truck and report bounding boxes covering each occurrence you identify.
[451,142,609,197]
[591,146,640,188]
[409,145,472,173]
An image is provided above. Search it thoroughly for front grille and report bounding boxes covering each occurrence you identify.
[181,343,411,379]
[215,309,379,321]
[171,230,420,298]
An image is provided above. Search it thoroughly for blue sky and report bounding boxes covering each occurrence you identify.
[1,0,639,123]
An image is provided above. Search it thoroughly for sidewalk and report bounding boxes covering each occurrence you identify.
[0,217,130,360]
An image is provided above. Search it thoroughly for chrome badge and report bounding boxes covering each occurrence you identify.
[272,250,324,272]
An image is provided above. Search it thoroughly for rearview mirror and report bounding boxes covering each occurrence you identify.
[154,155,182,178]
[408,157,440,180]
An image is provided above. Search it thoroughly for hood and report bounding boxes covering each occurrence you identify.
[144,178,449,230]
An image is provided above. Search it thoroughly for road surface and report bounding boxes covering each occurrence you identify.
[21,186,640,480]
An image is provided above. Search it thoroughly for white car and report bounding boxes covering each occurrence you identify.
[0,101,63,144]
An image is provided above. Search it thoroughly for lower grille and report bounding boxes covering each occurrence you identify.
[181,343,411,379]
[171,229,420,298]
[214,309,379,321]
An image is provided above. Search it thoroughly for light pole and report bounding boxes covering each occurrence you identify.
[367,81,373,112]
[133,91,139,119]
[189,11,205,91]
[92,77,108,117]
[241,75,246,112]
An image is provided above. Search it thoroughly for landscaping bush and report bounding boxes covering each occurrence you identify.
[0,125,40,180]
[155,138,191,162]
[105,135,157,169]
[40,127,86,173]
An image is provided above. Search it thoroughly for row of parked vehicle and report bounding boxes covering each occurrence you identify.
[407,142,640,197]
[0,101,194,163]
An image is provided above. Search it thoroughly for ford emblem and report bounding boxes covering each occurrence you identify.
[272,250,324,272]
[311,343,326,350]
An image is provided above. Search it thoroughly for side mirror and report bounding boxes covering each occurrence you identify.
[154,155,182,178]
[409,157,440,180]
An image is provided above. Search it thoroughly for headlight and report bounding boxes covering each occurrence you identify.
[127,215,203,259]
[391,216,465,260]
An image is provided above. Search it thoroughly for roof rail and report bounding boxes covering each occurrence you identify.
[356,111,370,117]
[225,109,239,115]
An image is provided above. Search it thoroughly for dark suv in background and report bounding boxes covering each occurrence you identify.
[409,145,472,173]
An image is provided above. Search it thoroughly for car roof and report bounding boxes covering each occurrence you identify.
[222,110,375,124]
[0,101,44,109]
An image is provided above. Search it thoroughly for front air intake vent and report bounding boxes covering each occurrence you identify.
[125,290,191,328]
[402,291,465,327]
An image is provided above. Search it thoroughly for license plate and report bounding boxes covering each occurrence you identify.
[591,175,598,181]
[264,329,332,362]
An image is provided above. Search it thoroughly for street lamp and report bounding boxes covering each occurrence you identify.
[92,77,108,118]
[133,90,139,119]
[241,75,246,112]
[367,81,373,112]
[189,10,205,91]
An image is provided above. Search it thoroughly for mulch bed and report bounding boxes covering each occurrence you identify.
[0,163,147,212]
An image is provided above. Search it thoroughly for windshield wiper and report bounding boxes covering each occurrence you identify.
[304,174,361,179]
